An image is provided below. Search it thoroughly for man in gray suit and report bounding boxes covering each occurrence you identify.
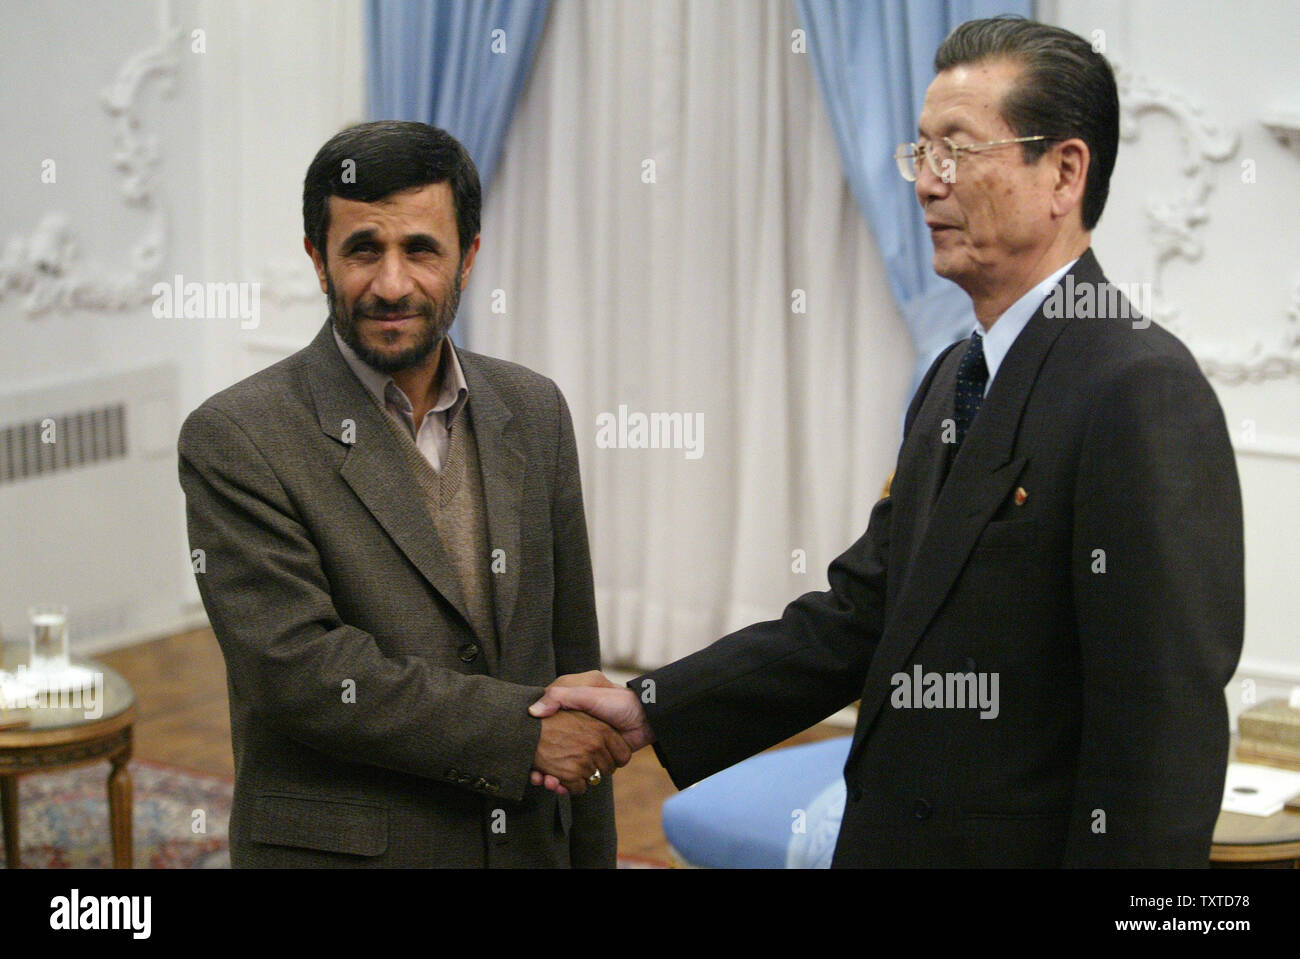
[178,121,625,867]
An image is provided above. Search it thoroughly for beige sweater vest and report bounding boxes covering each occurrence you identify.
[380,405,499,655]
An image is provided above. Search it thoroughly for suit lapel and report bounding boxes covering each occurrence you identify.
[888,343,962,582]
[459,354,525,646]
[303,322,473,629]
[847,251,1102,766]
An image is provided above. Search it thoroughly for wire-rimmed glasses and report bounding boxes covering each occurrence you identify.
[894,135,1059,182]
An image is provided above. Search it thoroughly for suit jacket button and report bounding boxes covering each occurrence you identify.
[848,785,863,803]
[458,643,480,663]
[913,799,932,820]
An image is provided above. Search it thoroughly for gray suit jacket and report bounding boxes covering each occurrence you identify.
[178,320,615,867]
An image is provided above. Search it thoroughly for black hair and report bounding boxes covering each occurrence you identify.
[302,120,481,262]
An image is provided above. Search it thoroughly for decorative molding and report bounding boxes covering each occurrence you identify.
[1200,281,1300,385]
[1261,112,1300,155]
[1116,65,1236,318]
[1231,427,1300,462]
[1116,63,1300,384]
[0,4,182,317]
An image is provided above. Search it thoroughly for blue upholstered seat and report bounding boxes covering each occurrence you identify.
[662,735,852,868]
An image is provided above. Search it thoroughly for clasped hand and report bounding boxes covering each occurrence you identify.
[529,671,655,795]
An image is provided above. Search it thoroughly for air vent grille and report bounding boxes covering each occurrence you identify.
[0,404,128,485]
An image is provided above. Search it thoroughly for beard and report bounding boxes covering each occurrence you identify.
[328,269,461,375]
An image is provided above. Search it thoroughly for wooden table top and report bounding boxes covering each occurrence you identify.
[0,658,135,745]
[1211,740,1300,862]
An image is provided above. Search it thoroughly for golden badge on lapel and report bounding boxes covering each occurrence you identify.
[1014,487,1028,506]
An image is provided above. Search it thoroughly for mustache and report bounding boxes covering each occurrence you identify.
[355,299,434,319]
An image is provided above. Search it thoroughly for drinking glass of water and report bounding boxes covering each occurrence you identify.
[29,604,70,674]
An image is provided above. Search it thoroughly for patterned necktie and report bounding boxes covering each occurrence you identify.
[953,330,988,451]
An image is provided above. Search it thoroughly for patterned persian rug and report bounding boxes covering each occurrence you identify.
[3,760,667,868]
[4,759,232,868]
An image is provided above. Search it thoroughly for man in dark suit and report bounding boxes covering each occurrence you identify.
[530,17,1244,866]
[178,122,625,867]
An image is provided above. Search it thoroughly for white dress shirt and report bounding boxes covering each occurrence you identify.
[975,258,1078,395]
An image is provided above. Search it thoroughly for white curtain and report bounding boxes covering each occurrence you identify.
[465,0,914,668]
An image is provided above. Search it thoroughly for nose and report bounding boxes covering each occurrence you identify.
[914,155,951,207]
[370,249,415,303]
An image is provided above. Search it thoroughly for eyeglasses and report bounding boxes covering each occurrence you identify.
[894,135,1058,183]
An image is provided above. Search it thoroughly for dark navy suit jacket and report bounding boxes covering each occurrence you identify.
[638,250,1243,867]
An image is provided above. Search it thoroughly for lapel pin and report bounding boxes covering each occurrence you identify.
[1014,487,1028,506]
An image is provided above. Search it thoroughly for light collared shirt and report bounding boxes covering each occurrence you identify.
[975,258,1078,395]
[333,326,469,472]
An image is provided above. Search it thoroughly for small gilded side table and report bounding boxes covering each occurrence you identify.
[0,658,136,868]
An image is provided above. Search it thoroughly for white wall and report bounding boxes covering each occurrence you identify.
[1042,0,1300,720]
[0,0,362,650]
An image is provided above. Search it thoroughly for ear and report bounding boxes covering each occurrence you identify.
[304,235,328,294]
[1050,137,1090,223]
[458,234,481,288]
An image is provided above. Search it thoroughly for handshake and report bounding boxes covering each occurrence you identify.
[528,671,655,796]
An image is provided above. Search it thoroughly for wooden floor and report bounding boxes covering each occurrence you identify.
[98,628,849,865]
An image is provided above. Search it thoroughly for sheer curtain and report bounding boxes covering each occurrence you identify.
[465,0,913,668]
[366,0,551,191]
[796,0,1030,386]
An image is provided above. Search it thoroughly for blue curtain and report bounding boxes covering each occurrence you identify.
[367,0,551,192]
[795,0,1032,388]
